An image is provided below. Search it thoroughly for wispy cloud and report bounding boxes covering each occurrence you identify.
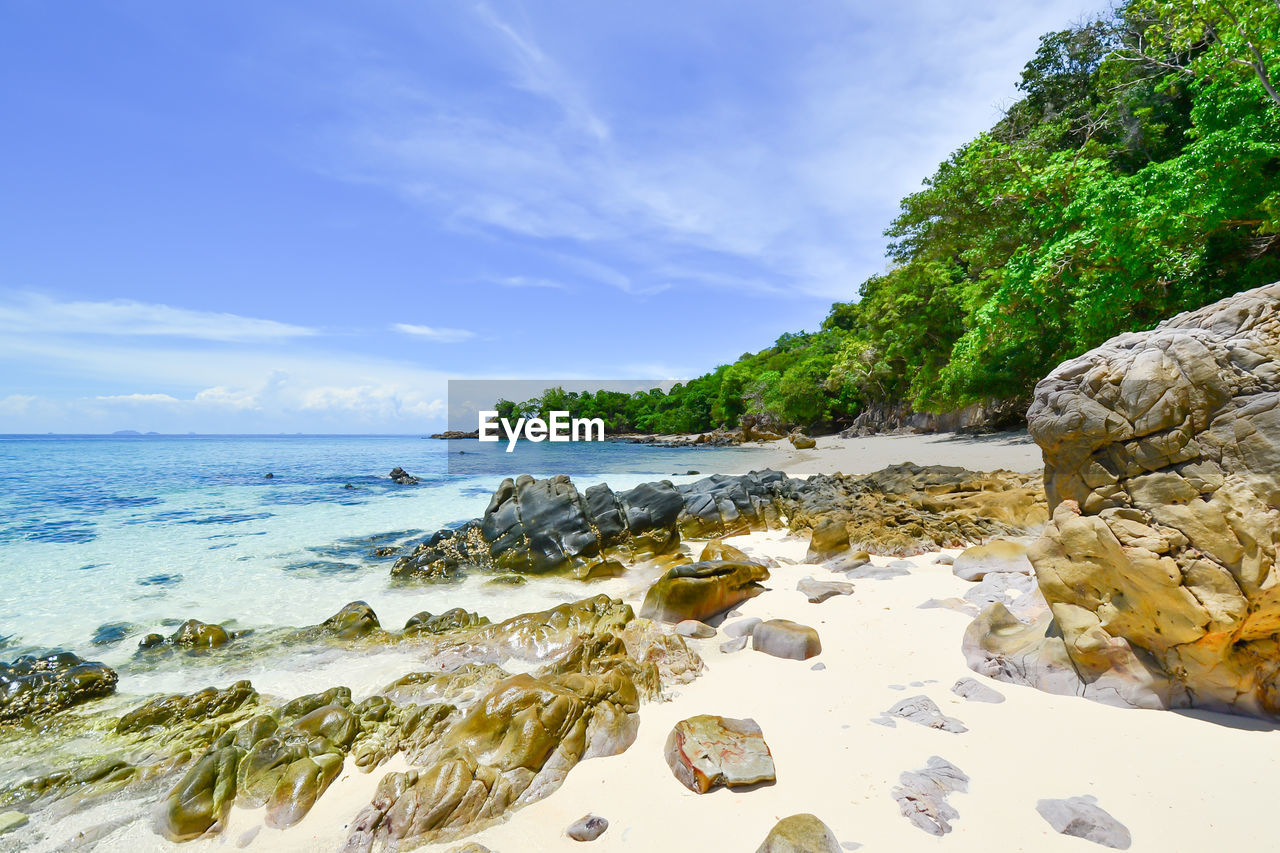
[494,275,569,290]
[391,322,477,343]
[0,293,317,341]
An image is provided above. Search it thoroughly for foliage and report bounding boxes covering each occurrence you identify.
[507,2,1279,434]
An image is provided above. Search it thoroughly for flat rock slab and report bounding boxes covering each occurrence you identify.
[893,756,969,836]
[952,539,1032,582]
[0,812,28,835]
[753,619,822,660]
[951,677,1005,704]
[755,813,841,853]
[567,813,609,842]
[1037,796,1131,849]
[881,696,967,732]
[797,577,854,603]
[675,620,716,638]
[665,715,776,793]
[842,563,910,580]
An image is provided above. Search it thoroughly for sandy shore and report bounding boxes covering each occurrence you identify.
[736,430,1044,477]
[412,530,1280,853]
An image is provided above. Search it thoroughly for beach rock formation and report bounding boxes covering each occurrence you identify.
[951,540,1032,582]
[1037,796,1132,849]
[892,756,968,836]
[640,560,770,623]
[388,467,419,485]
[0,651,118,723]
[980,282,1280,716]
[664,715,776,793]
[788,432,817,450]
[392,472,790,582]
[755,813,841,853]
[797,577,853,603]
[951,677,1005,703]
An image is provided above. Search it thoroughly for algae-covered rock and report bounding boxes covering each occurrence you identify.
[640,560,769,623]
[117,680,257,734]
[755,813,840,853]
[157,745,243,841]
[320,601,381,640]
[0,651,118,723]
[403,608,489,636]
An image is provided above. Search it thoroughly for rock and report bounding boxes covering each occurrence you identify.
[755,813,840,853]
[789,433,817,450]
[699,539,752,562]
[0,811,28,835]
[1004,283,1280,715]
[720,636,749,654]
[664,715,775,793]
[797,577,854,603]
[0,651,118,723]
[402,608,488,636]
[640,561,769,623]
[881,696,967,732]
[892,756,969,835]
[675,620,716,639]
[1037,796,1132,849]
[566,814,609,841]
[169,619,232,648]
[91,621,133,646]
[950,678,1005,704]
[752,620,821,661]
[806,518,850,562]
[263,472,273,479]
[842,562,910,580]
[933,553,955,565]
[811,662,826,671]
[320,602,381,640]
[951,540,1033,582]
[447,846,493,853]
[918,598,979,616]
[723,617,762,638]
[388,467,419,485]
[118,680,257,733]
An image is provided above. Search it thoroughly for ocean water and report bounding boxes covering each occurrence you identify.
[0,434,760,699]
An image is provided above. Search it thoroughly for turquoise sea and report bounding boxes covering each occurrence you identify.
[0,434,759,699]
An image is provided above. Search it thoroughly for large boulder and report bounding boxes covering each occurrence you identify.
[755,813,840,853]
[1010,282,1280,716]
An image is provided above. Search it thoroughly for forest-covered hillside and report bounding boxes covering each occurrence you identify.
[506,0,1280,435]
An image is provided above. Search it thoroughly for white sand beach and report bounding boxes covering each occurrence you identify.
[743,431,1045,477]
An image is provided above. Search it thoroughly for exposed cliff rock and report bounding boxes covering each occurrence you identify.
[974,282,1280,716]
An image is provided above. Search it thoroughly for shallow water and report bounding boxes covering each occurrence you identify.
[0,434,760,698]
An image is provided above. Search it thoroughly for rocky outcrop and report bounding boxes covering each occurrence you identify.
[983,282,1280,716]
[0,651,118,724]
[840,397,1027,436]
[389,467,419,485]
[664,715,776,793]
[392,471,791,582]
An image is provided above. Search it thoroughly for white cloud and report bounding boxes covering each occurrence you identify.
[495,275,569,290]
[93,393,181,404]
[391,323,477,342]
[0,293,318,341]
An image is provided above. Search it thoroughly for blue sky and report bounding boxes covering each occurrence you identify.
[0,0,1104,433]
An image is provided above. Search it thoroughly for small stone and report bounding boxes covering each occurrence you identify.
[567,813,609,842]
[755,813,839,853]
[951,677,1005,703]
[720,636,749,654]
[724,617,762,638]
[882,695,967,733]
[1037,796,1131,849]
[263,472,274,479]
[675,620,716,639]
[933,554,954,565]
[811,662,826,671]
[752,619,821,661]
[0,812,28,835]
[797,577,854,603]
[665,715,776,793]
